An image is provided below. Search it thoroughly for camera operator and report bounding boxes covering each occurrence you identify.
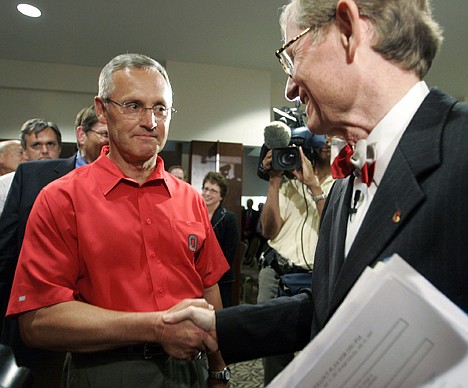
[257,127,333,385]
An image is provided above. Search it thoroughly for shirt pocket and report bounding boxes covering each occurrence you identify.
[169,219,207,265]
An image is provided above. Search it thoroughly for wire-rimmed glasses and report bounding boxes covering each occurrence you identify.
[105,98,177,121]
[275,26,313,78]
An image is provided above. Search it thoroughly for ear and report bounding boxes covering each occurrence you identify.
[94,97,108,124]
[335,0,362,62]
[76,126,86,148]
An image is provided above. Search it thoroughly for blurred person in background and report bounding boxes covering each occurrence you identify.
[0,106,107,387]
[202,171,240,308]
[0,118,62,216]
[0,140,23,176]
[168,164,187,181]
[257,130,332,384]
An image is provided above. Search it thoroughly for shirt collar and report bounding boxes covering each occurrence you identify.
[368,81,430,185]
[75,149,88,168]
[93,146,172,196]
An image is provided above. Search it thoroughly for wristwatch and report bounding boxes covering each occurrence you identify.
[209,367,231,382]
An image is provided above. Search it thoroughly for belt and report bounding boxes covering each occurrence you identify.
[278,262,310,275]
[104,344,167,360]
[260,247,311,275]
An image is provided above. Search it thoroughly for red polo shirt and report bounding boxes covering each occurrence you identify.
[7,152,229,315]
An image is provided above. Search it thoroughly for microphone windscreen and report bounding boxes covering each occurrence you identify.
[264,121,291,149]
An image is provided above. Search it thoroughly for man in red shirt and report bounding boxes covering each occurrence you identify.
[6,53,229,387]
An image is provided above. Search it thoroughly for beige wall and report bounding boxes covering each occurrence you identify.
[0,59,293,146]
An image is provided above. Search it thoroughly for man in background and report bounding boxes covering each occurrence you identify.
[0,140,23,176]
[241,198,259,253]
[74,105,109,166]
[257,130,332,384]
[0,119,62,215]
[0,105,108,387]
[168,164,186,181]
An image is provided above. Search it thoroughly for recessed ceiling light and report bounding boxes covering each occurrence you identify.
[17,3,42,18]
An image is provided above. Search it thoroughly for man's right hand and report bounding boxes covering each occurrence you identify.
[162,302,218,354]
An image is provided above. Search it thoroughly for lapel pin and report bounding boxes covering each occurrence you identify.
[392,211,401,223]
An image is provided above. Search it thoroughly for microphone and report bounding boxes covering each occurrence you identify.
[264,121,291,149]
[349,190,361,219]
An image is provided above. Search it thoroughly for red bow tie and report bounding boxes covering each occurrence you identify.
[330,139,377,187]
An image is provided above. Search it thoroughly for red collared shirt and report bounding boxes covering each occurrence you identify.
[7,152,228,315]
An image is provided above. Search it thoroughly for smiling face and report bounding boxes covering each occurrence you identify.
[95,67,173,168]
[284,25,339,132]
[202,181,223,208]
[282,11,369,141]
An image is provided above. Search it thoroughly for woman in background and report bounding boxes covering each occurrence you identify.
[202,172,239,307]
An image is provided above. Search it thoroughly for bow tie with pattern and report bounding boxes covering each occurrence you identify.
[330,138,377,187]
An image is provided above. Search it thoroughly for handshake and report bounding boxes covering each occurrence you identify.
[159,299,218,360]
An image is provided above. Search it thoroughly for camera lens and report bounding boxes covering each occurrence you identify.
[272,147,301,171]
[279,151,297,166]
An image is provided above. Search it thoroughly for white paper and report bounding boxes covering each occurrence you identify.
[269,254,468,388]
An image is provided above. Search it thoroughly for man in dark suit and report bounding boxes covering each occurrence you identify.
[241,198,259,241]
[164,0,468,368]
[0,105,108,387]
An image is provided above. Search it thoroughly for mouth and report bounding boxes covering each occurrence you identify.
[135,133,158,141]
[299,91,309,106]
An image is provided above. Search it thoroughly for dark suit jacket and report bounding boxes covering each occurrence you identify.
[241,207,259,238]
[212,205,240,283]
[216,88,468,364]
[0,156,75,367]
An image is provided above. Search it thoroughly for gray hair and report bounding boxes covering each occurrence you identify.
[19,118,62,149]
[98,53,172,99]
[280,0,443,78]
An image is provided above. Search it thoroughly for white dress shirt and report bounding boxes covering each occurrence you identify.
[345,81,430,256]
[0,171,15,217]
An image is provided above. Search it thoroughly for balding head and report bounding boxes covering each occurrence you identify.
[0,140,23,175]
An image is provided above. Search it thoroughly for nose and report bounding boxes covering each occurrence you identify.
[140,109,157,130]
[40,144,49,154]
[285,77,299,101]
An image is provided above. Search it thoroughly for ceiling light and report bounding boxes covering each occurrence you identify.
[17,3,42,18]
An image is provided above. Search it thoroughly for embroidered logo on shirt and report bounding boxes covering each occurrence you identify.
[19,295,26,302]
[188,234,198,252]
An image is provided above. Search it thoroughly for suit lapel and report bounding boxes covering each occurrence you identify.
[326,89,457,318]
[312,177,352,329]
[53,156,76,177]
[326,177,354,290]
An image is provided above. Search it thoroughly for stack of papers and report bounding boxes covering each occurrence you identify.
[269,254,468,387]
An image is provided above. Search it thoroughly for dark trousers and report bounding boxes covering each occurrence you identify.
[258,267,312,386]
[62,351,208,388]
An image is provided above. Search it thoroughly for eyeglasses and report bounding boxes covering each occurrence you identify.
[105,98,177,121]
[275,26,313,78]
[202,187,220,195]
[88,129,109,139]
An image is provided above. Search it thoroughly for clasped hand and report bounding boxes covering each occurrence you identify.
[160,299,217,359]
